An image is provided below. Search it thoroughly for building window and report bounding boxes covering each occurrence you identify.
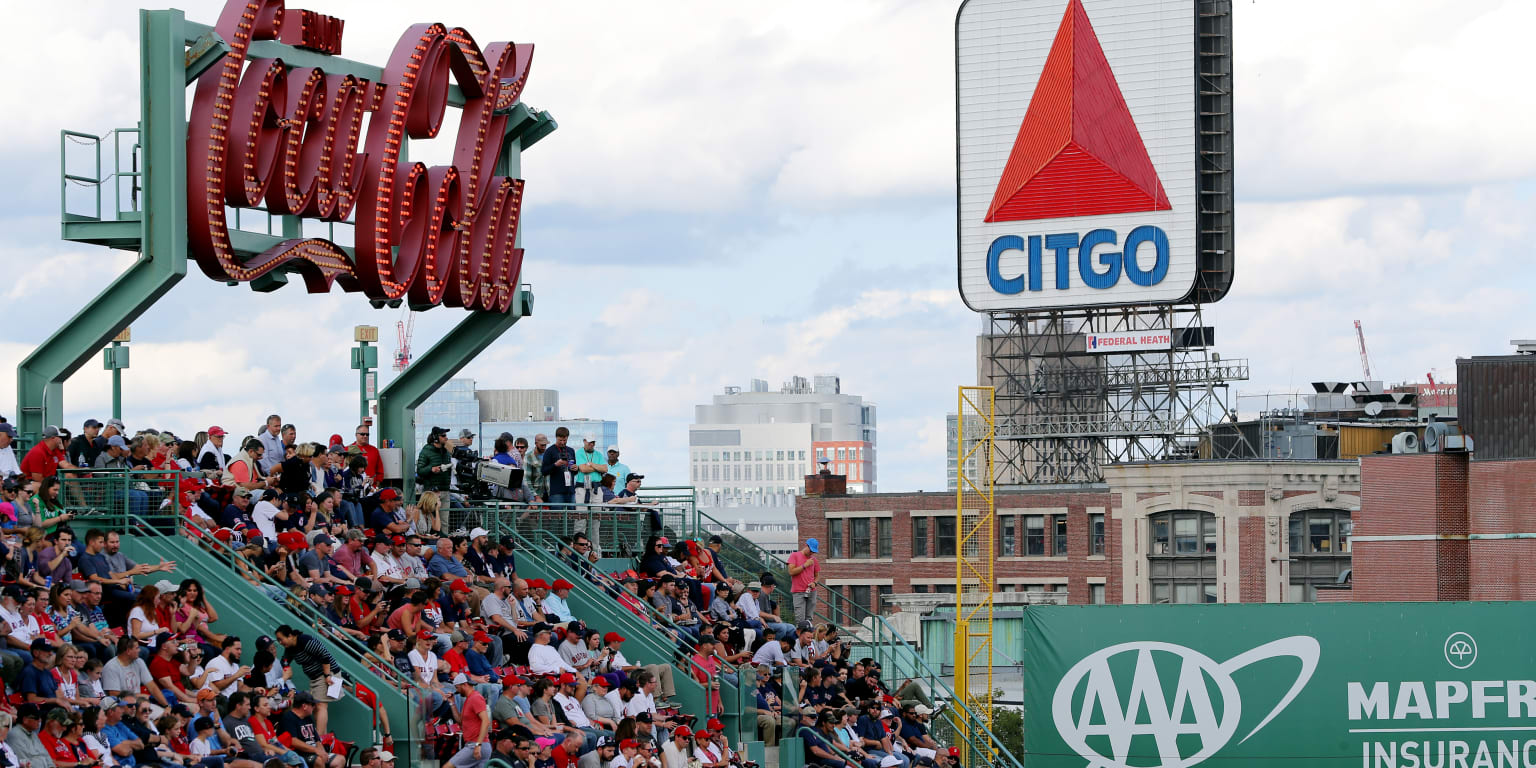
[799,451,806,461]
[877,585,894,615]
[1024,515,1045,556]
[912,517,928,558]
[850,585,872,613]
[877,518,891,558]
[776,450,784,460]
[1089,513,1106,555]
[1289,510,1353,602]
[1090,584,1106,604]
[850,518,871,559]
[1148,511,1217,604]
[933,583,956,594]
[1052,514,1068,556]
[936,517,957,557]
[999,516,1015,557]
[912,584,928,594]
[827,519,844,559]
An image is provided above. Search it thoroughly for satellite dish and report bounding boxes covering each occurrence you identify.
[1364,402,1384,417]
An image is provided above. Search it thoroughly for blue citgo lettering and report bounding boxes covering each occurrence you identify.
[986,235,1026,294]
[1043,233,1078,290]
[1027,235,1043,291]
[1077,229,1120,289]
[1122,225,1169,286]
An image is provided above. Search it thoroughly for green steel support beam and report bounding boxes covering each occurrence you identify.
[377,290,531,499]
[17,9,187,441]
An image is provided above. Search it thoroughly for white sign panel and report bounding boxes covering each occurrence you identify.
[1083,330,1173,353]
[956,0,1196,311]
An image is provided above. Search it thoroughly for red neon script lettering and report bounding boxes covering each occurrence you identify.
[186,0,533,312]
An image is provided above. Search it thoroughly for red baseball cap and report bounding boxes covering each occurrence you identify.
[208,426,227,437]
[620,740,638,751]
[947,747,961,758]
[527,578,548,590]
[502,674,525,688]
[551,579,575,591]
[416,630,434,641]
[378,488,401,502]
[590,676,611,688]
[450,578,472,594]
[672,726,693,739]
[604,632,624,644]
[213,528,234,543]
[707,719,724,732]
[391,535,406,545]
[473,631,491,644]
[335,585,354,596]
[557,672,577,686]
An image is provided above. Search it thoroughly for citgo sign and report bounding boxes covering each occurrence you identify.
[956,0,1198,311]
[1022,603,1536,768]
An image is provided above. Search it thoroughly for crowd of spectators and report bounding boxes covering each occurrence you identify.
[0,415,954,768]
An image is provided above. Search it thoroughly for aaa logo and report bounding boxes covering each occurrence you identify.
[1051,637,1319,768]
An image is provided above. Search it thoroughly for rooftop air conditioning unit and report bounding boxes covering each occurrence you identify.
[1390,431,1419,454]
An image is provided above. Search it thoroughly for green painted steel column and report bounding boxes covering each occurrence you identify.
[16,9,188,440]
[377,293,529,499]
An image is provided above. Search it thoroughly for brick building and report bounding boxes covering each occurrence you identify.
[1348,348,1536,601]
[796,459,1360,611]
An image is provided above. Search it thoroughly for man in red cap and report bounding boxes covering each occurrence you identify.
[612,739,640,768]
[542,579,577,624]
[598,632,676,704]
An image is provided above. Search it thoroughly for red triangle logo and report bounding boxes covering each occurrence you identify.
[984,0,1172,223]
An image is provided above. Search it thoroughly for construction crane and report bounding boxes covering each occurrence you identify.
[1353,320,1373,380]
[393,309,414,371]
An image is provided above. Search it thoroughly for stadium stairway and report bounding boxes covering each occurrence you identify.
[119,516,417,765]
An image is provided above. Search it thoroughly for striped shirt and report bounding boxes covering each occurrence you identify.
[286,633,341,680]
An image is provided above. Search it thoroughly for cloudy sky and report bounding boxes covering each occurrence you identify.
[1,0,1532,491]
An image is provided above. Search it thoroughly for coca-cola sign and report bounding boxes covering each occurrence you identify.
[186,0,533,312]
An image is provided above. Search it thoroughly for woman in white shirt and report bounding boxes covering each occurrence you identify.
[128,588,163,651]
[407,632,449,716]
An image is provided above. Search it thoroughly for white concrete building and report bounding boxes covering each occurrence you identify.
[689,374,877,521]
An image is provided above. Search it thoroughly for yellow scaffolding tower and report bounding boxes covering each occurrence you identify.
[955,386,996,766]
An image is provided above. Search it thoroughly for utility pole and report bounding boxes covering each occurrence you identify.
[103,328,131,419]
[352,326,379,425]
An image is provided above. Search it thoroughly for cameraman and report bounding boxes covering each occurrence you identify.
[416,427,453,494]
[451,429,481,494]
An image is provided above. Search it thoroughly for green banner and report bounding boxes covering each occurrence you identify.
[1021,603,1536,768]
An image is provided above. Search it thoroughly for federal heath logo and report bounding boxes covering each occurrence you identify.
[1051,637,1320,768]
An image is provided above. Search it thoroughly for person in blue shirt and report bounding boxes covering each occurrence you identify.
[17,640,60,705]
[463,631,503,702]
[427,537,472,581]
[801,710,855,768]
[539,428,577,507]
[753,666,788,747]
[101,696,143,768]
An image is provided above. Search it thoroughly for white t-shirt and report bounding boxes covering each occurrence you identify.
[528,643,576,675]
[554,692,592,728]
[408,649,439,685]
[752,642,787,667]
[735,593,760,622]
[252,501,282,542]
[0,606,36,645]
[610,755,631,768]
[204,655,241,693]
[374,552,405,582]
[625,691,656,717]
[127,606,160,646]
